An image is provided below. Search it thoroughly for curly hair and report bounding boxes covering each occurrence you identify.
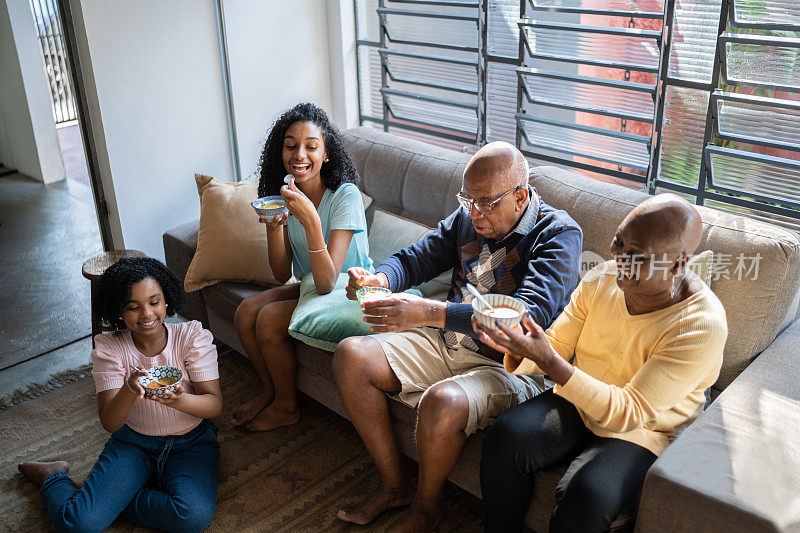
[257,102,359,197]
[96,257,185,331]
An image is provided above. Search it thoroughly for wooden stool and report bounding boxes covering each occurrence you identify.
[82,250,147,344]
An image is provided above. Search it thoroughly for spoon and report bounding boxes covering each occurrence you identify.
[284,174,292,185]
[466,283,494,312]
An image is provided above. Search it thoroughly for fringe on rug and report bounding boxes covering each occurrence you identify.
[0,364,93,410]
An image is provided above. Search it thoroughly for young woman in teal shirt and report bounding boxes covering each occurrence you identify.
[232,103,372,431]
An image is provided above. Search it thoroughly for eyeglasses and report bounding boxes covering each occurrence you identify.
[456,185,521,215]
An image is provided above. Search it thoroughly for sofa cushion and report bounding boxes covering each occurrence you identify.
[368,208,452,301]
[688,250,714,286]
[163,220,208,326]
[368,208,430,265]
[288,272,423,351]
[202,281,264,325]
[343,127,469,226]
[530,165,800,394]
[529,166,651,261]
[288,273,367,350]
[184,174,279,292]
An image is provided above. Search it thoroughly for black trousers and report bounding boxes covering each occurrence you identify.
[481,390,657,533]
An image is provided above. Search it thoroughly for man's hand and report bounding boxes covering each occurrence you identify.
[361,294,445,332]
[346,267,388,301]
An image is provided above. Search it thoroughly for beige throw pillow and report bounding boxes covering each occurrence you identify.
[184,174,277,292]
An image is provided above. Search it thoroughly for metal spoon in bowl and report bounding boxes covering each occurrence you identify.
[466,283,494,313]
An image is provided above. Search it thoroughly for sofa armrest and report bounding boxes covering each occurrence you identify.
[636,319,800,532]
[163,220,208,327]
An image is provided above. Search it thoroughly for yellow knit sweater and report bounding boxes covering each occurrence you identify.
[506,261,728,456]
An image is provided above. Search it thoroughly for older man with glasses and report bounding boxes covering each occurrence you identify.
[332,141,583,532]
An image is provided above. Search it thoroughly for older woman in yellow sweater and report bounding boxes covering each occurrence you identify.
[476,194,728,532]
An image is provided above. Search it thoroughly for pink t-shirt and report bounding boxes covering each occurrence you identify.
[91,320,219,436]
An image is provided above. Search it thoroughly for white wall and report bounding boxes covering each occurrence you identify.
[70,0,351,257]
[75,0,234,259]
[0,0,65,183]
[223,0,334,179]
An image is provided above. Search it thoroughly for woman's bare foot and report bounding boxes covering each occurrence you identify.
[242,401,300,432]
[18,461,70,486]
[388,502,443,533]
[230,391,273,426]
[337,485,414,526]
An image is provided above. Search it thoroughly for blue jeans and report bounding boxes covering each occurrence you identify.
[40,420,219,533]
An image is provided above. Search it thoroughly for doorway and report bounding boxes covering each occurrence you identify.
[0,0,101,402]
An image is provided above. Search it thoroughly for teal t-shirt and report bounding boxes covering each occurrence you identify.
[286,182,374,278]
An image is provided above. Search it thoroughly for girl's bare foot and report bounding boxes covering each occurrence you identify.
[242,401,300,432]
[18,461,70,486]
[388,501,443,533]
[336,485,414,526]
[230,391,273,426]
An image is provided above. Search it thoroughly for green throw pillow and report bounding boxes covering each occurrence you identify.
[288,272,422,351]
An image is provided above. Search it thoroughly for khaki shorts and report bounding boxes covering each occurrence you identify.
[373,327,550,435]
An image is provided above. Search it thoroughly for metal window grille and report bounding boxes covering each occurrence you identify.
[28,0,77,124]
[354,0,800,231]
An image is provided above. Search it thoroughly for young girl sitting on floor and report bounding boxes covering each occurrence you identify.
[231,102,372,431]
[18,257,222,533]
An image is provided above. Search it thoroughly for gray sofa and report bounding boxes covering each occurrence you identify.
[164,127,800,532]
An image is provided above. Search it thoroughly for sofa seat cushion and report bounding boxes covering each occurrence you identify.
[202,281,264,325]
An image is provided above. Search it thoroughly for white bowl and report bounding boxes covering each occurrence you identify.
[471,293,526,332]
[356,286,392,305]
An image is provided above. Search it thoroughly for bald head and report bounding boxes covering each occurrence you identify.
[464,141,529,189]
[459,142,531,240]
[624,194,703,255]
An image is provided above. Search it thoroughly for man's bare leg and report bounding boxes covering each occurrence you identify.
[332,336,413,525]
[389,381,469,533]
[231,284,300,425]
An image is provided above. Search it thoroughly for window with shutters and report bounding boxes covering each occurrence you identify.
[354,0,800,230]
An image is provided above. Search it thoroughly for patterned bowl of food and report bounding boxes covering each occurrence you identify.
[471,293,526,332]
[138,365,183,398]
[251,195,288,218]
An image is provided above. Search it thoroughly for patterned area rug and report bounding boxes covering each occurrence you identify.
[0,349,484,532]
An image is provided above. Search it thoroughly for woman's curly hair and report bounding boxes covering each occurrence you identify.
[257,102,359,197]
[96,257,185,331]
